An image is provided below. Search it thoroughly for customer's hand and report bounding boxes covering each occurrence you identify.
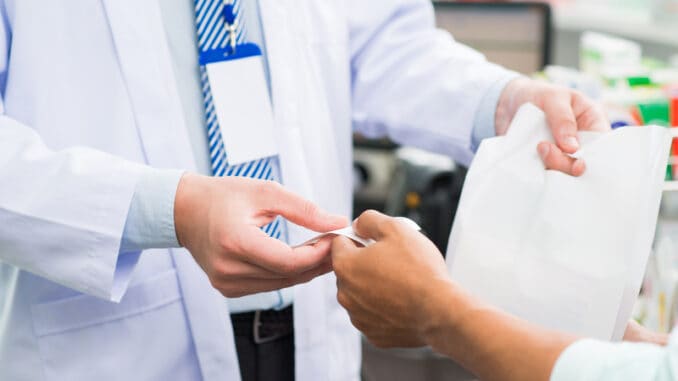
[332,210,453,348]
[332,211,579,381]
[174,173,348,297]
[623,320,669,346]
[496,78,610,176]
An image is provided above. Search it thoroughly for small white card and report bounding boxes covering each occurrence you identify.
[299,217,422,247]
[206,53,277,165]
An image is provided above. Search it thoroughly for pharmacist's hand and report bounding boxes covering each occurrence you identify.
[496,78,610,177]
[332,210,452,348]
[174,173,348,298]
[623,320,669,346]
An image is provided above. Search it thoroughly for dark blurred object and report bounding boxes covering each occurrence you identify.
[353,134,399,150]
[433,1,552,74]
[353,146,466,255]
[362,340,476,381]
[353,139,399,215]
[383,148,466,255]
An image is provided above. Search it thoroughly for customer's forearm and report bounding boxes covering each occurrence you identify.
[424,282,577,381]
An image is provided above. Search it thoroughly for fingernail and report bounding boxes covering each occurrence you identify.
[573,159,586,176]
[565,136,579,150]
[537,144,550,160]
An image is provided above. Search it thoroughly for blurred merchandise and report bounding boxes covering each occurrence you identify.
[541,65,603,99]
[549,0,678,71]
[541,32,678,180]
[580,32,642,79]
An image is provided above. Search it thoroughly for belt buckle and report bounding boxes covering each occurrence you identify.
[253,310,286,344]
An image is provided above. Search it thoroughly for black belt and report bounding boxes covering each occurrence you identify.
[231,305,294,344]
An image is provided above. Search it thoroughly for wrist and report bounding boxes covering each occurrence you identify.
[421,279,475,346]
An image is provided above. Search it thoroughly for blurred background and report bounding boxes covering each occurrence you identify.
[354,1,678,379]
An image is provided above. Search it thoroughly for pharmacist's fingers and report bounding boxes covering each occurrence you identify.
[540,90,580,154]
[571,91,611,132]
[538,142,586,177]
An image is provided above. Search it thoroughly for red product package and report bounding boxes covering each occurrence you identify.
[630,107,644,125]
[668,84,678,127]
[672,95,678,179]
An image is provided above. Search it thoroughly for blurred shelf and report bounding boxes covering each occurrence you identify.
[554,4,678,47]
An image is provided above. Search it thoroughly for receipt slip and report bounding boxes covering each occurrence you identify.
[299,217,421,247]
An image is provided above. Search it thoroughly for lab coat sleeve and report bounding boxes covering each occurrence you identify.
[0,1,154,302]
[550,337,678,381]
[348,0,518,166]
[0,117,157,302]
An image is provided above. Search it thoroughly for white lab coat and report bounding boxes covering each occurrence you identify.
[0,0,511,380]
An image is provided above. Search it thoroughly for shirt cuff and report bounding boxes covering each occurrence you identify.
[470,73,522,152]
[120,169,185,253]
[550,338,667,381]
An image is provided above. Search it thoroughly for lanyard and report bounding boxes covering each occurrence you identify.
[222,0,238,54]
[198,0,262,66]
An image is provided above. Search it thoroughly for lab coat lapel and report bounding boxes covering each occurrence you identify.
[101,2,240,380]
[258,1,331,380]
[101,0,196,171]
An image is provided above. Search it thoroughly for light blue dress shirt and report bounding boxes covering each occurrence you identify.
[120,0,517,313]
[551,332,678,380]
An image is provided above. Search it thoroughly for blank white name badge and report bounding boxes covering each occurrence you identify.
[203,43,277,166]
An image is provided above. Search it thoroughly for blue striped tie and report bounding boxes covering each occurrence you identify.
[195,0,286,241]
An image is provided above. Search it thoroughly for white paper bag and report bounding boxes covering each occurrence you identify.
[446,103,671,340]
